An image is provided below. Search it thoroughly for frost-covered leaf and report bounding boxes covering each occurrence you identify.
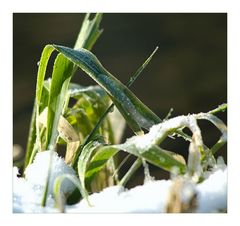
[52,45,161,134]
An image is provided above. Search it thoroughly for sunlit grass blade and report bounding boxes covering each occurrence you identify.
[46,54,74,150]
[52,45,161,134]
[24,45,55,168]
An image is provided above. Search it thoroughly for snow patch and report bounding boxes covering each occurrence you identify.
[196,168,227,212]
[66,180,172,213]
[13,151,227,213]
[13,150,76,213]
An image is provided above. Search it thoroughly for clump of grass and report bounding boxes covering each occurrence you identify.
[20,13,227,211]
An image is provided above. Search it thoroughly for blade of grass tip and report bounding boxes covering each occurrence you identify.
[74,13,103,51]
[208,103,227,115]
[126,46,159,87]
[71,46,160,168]
[163,108,174,121]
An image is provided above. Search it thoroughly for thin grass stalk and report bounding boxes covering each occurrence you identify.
[119,158,142,186]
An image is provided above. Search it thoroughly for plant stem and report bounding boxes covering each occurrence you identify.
[119,158,142,186]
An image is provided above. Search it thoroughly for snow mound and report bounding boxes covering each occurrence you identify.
[196,168,227,212]
[66,180,172,213]
[24,150,76,195]
[13,150,76,213]
[13,151,227,213]
[66,168,227,213]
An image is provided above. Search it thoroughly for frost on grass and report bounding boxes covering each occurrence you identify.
[13,150,76,213]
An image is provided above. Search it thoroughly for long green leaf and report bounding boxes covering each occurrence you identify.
[52,45,161,134]
[24,45,55,168]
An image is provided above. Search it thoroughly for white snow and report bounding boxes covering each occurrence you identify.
[123,115,203,153]
[66,180,172,213]
[196,168,227,212]
[24,150,76,195]
[65,167,227,213]
[13,151,227,213]
[13,150,76,213]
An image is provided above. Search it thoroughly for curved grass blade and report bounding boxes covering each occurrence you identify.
[24,45,55,168]
[52,45,161,134]
[196,112,227,155]
[53,174,91,211]
[77,140,103,195]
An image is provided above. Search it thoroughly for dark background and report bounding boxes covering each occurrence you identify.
[13,13,227,185]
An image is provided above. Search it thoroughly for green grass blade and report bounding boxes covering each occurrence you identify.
[84,142,186,189]
[46,54,74,150]
[126,46,158,87]
[35,45,55,150]
[74,13,103,50]
[84,146,119,189]
[52,45,161,134]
